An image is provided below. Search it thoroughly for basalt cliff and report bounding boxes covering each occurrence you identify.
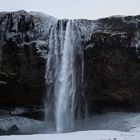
[0,10,140,124]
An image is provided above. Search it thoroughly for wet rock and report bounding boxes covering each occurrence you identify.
[84,15,140,114]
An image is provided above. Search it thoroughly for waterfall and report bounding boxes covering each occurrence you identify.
[45,20,85,133]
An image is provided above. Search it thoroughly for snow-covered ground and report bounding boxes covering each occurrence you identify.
[0,130,140,140]
[0,116,45,134]
[1,112,140,139]
[76,112,140,132]
[1,112,140,133]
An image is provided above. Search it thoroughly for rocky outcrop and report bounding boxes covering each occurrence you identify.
[0,11,48,119]
[0,125,21,135]
[0,11,140,121]
[84,16,140,114]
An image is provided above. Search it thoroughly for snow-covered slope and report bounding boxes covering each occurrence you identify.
[1,112,140,135]
[76,112,140,132]
[30,11,57,41]
[0,130,139,140]
[0,116,44,134]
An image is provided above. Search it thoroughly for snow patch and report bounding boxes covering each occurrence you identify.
[0,130,138,140]
[35,40,48,58]
[76,112,140,132]
[76,19,96,41]
[30,12,57,41]
[0,116,44,133]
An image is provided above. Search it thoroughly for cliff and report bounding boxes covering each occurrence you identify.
[0,11,140,120]
[84,16,140,114]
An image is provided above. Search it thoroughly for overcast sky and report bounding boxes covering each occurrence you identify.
[0,0,140,19]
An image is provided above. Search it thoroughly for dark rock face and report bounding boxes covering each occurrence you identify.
[84,16,140,114]
[0,43,45,107]
[0,11,46,120]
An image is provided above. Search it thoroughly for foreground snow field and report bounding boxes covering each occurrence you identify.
[1,112,140,139]
[1,112,140,134]
[0,130,140,140]
[1,112,140,133]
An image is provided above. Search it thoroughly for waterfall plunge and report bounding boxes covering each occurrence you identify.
[45,20,85,133]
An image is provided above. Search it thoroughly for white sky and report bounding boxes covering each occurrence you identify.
[0,0,140,19]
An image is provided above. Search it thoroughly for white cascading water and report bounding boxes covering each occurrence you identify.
[45,20,84,133]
